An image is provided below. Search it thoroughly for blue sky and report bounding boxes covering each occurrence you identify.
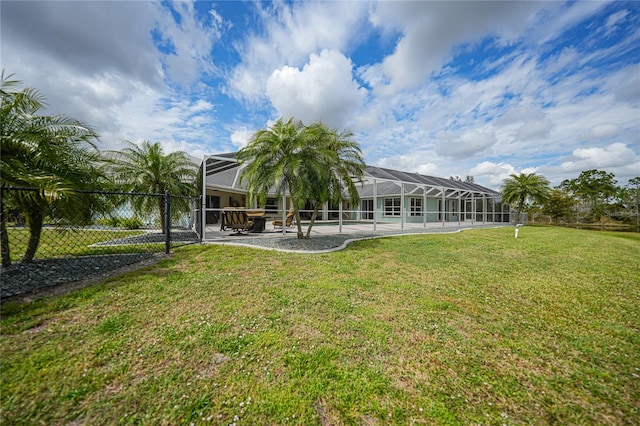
[2,0,638,189]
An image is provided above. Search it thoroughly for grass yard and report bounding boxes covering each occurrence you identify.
[1,226,638,425]
[6,228,156,260]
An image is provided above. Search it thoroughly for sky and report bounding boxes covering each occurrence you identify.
[2,0,639,190]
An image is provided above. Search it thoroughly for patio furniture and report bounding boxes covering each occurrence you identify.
[221,208,268,234]
[273,208,295,229]
[221,209,250,234]
[249,216,266,232]
[246,209,266,233]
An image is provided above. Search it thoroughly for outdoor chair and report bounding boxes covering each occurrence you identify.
[273,208,295,229]
[221,209,250,234]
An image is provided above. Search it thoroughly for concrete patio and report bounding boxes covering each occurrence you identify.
[201,220,512,252]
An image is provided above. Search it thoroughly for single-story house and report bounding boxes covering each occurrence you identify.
[198,153,512,231]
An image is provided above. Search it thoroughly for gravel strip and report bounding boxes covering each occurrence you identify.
[94,230,200,245]
[1,253,157,300]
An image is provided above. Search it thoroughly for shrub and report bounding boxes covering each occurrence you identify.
[95,216,143,229]
[119,217,143,229]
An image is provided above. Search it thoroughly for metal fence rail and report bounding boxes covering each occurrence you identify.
[0,186,200,263]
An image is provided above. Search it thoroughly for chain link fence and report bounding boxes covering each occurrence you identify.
[1,187,200,263]
[1,187,201,299]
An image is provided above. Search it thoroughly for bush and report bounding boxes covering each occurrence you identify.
[96,216,143,229]
[96,217,120,228]
[119,217,143,229]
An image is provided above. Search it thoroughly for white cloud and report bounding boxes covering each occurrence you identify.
[0,1,228,156]
[154,1,229,87]
[531,1,610,46]
[2,0,636,190]
[558,143,639,172]
[266,49,366,127]
[436,129,497,160]
[110,91,217,154]
[606,63,640,105]
[1,1,162,87]
[230,127,254,148]
[377,155,440,177]
[370,1,544,94]
[469,161,518,187]
[586,123,621,139]
[603,9,629,37]
[227,1,368,104]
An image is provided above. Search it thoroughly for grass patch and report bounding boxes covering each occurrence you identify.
[1,227,639,424]
[6,228,158,260]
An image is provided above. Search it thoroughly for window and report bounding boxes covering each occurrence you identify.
[265,198,278,213]
[410,197,422,216]
[384,197,401,216]
[361,199,373,220]
[205,195,220,209]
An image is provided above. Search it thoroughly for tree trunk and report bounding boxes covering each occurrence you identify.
[23,209,44,263]
[0,191,11,267]
[305,206,320,239]
[517,196,526,223]
[294,209,304,239]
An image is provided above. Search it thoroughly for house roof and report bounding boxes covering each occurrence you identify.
[364,166,498,195]
[203,152,238,176]
[202,153,499,197]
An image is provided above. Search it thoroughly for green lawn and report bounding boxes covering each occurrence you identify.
[6,228,156,260]
[1,227,638,425]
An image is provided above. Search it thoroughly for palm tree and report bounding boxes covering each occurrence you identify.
[236,118,365,239]
[107,141,197,233]
[236,118,308,238]
[501,172,550,223]
[301,122,365,238]
[1,72,104,265]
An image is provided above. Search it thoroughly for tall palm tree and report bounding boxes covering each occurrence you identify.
[1,72,104,265]
[237,117,365,239]
[107,141,197,233]
[501,172,550,223]
[236,118,309,238]
[301,122,365,238]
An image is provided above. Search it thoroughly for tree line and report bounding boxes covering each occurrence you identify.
[501,171,639,229]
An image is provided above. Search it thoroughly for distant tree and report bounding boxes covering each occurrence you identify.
[237,117,365,239]
[560,169,618,221]
[501,173,550,222]
[625,177,640,230]
[1,71,104,265]
[449,175,474,183]
[107,141,197,233]
[542,189,575,224]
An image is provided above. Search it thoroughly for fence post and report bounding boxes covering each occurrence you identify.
[0,186,9,267]
[200,195,204,241]
[165,191,171,254]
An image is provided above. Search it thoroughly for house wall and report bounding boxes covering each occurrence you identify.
[426,197,439,222]
[368,195,450,223]
[204,189,275,224]
[201,156,509,226]
[362,195,505,224]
